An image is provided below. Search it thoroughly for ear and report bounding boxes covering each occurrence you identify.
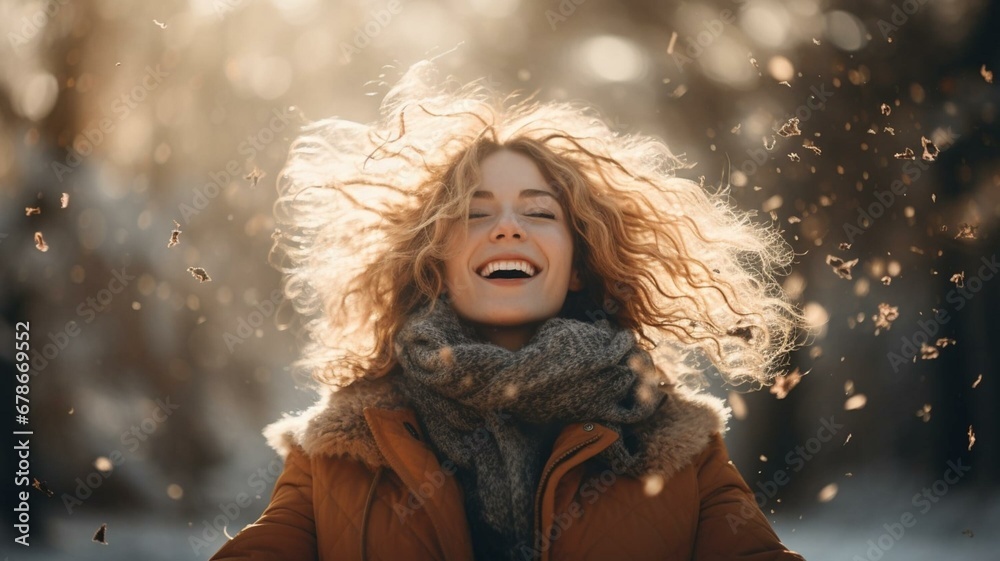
[568,267,584,291]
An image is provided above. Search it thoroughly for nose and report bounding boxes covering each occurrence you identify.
[490,209,525,240]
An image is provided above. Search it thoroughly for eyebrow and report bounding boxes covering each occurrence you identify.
[471,189,559,201]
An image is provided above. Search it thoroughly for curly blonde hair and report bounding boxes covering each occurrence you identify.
[270,60,806,390]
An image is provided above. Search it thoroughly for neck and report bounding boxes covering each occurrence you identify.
[472,322,543,351]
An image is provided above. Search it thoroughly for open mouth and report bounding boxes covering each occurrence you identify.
[476,260,540,281]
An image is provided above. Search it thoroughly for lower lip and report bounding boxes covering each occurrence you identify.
[478,275,538,286]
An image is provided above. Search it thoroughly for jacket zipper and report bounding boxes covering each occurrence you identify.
[532,435,600,557]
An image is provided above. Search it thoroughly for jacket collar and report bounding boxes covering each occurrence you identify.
[264,372,730,480]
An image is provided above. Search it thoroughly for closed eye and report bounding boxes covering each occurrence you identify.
[467,212,557,219]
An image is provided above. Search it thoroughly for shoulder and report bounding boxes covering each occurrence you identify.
[630,386,731,478]
[262,374,408,470]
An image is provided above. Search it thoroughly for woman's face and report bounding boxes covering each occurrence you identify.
[442,149,582,348]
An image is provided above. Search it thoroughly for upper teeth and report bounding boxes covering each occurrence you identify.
[480,260,536,277]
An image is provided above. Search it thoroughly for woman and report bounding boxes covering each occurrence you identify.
[210,60,807,561]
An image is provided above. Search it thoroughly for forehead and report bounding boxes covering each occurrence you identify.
[472,149,559,201]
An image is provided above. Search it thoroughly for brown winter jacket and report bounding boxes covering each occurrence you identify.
[209,374,806,561]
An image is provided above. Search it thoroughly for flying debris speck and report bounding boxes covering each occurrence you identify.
[93,523,108,544]
[34,232,48,252]
[812,38,821,45]
[748,52,759,69]
[880,103,891,116]
[963,529,975,538]
[881,276,892,286]
[968,425,976,451]
[769,368,804,399]
[246,167,265,188]
[32,477,54,497]
[826,255,859,279]
[873,303,899,334]
[954,223,978,240]
[187,267,212,282]
[61,192,69,208]
[916,404,931,422]
[894,147,915,160]
[921,136,940,161]
[788,153,800,162]
[802,140,822,155]
[920,343,939,360]
[844,394,867,410]
[838,243,852,250]
[153,19,167,28]
[936,337,955,348]
[731,123,742,135]
[168,221,181,248]
[763,136,776,150]
[950,271,965,288]
[817,483,839,502]
[982,65,994,84]
[25,206,40,216]
[973,374,982,388]
[777,117,802,137]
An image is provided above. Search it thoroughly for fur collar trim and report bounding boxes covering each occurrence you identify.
[264,373,730,479]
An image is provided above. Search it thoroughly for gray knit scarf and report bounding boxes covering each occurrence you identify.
[393,294,666,561]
